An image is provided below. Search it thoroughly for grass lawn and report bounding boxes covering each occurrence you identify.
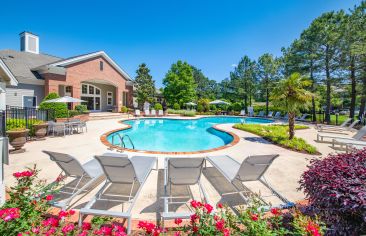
[306,114,353,125]
[233,124,319,154]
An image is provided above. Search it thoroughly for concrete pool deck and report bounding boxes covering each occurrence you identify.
[4,116,346,221]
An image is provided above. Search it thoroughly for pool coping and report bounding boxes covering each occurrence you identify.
[100,117,243,155]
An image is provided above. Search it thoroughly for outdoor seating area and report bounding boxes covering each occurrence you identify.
[48,119,87,137]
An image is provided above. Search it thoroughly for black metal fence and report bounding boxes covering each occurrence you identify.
[5,106,54,131]
[0,110,5,137]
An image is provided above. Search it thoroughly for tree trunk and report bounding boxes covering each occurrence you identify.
[349,56,356,120]
[288,112,296,140]
[360,66,366,119]
[325,46,331,124]
[310,61,316,122]
[244,95,248,113]
[266,87,269,116]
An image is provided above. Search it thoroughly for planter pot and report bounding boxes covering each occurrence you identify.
[7,129,29,153]
[33,123,48,139]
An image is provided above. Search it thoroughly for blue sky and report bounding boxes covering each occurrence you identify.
[0,0,361,87]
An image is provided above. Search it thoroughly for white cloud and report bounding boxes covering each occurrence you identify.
[231,64,237,68]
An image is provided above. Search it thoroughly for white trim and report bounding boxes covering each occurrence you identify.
[0,59,18,86]
[49,51,132,81]
[80,83,102,111]
[22,95,37,108]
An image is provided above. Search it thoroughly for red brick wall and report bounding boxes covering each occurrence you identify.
[43,56,130,110]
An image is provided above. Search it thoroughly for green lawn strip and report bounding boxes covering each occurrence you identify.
[233,124,319,155]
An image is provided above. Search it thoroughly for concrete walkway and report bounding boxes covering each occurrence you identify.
[4,117,343,220]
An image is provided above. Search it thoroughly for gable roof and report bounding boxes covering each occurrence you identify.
[46,51,132,81]
[0,49,61,84]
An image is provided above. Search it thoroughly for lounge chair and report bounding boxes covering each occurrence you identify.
[296,114,308,122]
[256,111,265,117]
[281,114,289,120]
[162,157,210,222]
[158,110,164,116]
[316,118,355,132]
[319,119,360,133]
[134,109,141,117]
[144,109,151,117]
[151,109,157,117]
[42,151,104,210]
[267,111,273,118]
[331,126,366,148]
[273,112,281,119]
[240,110,246,116]
[248,107,254,117]
[346,143,366,153]
[79,153,157,234]
[317,125,366,143]
[206,155,292,208]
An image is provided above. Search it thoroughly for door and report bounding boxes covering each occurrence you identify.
[23,96,36,108]
[81,96,94,111]
[95,97,101,111]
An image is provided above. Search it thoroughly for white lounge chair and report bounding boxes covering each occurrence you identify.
[317,118,356,132]
[281,114,289,120]
[296,114,308,122]
[151,109,157,117]
[267,111,273,118]
[256,111,265,117]
[346,143,366,153]
[330,126,366,148]
[248,107,254,117]
[206,155,292,208]
[317,125,366,142]
[42,151,104,210]
[162,157,210,223]
[134,109,141,117]
[240,110,246,116]
[158,110,164,116]
[79,153,157,234]
[144,109,150,117]
[273,112,281,119]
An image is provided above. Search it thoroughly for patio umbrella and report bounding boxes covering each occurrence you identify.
[44,96,86,119]
[209,100,230,105]
[185,102,197,106]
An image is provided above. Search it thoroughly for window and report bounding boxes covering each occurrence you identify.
[82,84,88,94]
[89,86,94,94]
[96,88,101,95]
[107,91,113,106]
[65,86,72,93]
[100,61,103,71]
[23,96,37,108]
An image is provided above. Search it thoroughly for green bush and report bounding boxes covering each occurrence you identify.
[173,103,180,110]
[68,110,81,117]
[231,102,242,112]
[75,105,88,113]
[167,109,196,117]
[233,124,317,154]
[6,119,44,135]
[154,103,163,110]
[120,106,128,113]
[197,98,210,112]
[210,105,217,111]
[39,93,68,118]
[197,104,204,112]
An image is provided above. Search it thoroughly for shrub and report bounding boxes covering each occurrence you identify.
[120,106,128,113]
[75,104,88,113]
[233,124,317,154]
[173,103,180,110]
[68,110,81,117]
[210,105,217,111]
[167,109,196,117]
[39,93,68,118]
[197,98,210,112]
[197,104,204,112]
[299,148,366,234]
[231,102,242,112]
[6,119,44,135]
[154,103,163,110]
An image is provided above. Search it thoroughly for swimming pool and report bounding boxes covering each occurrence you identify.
[105,117,273,153]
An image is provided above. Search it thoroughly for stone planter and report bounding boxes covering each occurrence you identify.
[33,123,48,140]
[7,129,29,153]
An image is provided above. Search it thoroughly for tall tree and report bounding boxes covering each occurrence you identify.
[308,11,343,123]
[134,63,155,109]
[191,66,216,99]
[163,61,197,106]
[271,73,313,139]
[257,53,280,115]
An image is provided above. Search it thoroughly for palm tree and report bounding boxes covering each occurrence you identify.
[271,73,313,139]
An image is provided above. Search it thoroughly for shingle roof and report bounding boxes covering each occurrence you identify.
[0,49,62,83]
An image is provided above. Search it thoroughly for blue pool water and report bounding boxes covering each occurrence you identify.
[107,117,272,152]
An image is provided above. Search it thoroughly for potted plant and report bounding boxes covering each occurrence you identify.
[7,127,29,153]
[32,121,49,140]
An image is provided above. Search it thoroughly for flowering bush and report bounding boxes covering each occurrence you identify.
[299,148,366,234]
[138,199,324,236]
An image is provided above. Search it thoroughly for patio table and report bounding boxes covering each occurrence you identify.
[65,121,82,134]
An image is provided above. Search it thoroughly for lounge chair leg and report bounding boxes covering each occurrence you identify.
[127,218,131,234]
[78,213,83,227]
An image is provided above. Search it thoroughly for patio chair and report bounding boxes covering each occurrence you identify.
[158,110,164,116]
[162,157,210,223]
[273,112,281,119]
[317,125,366,143]
[144,109,151,117]
[52,122,68,137]
[206,155,292,208]
[47,121,56,135]
[248,107,254,117]
[319,119,360,134]
[42,151,104,210]
[256,111,265,117]
[240,110,246,116]
[134,109,141,117]
[151,109,157,117]
[267,111,273,118]
[79,153,157,234]
[69,118,87,133]
[316,118,354,132]
[331,126,366,148]
[296,114,308,122]
[281,114,289,120]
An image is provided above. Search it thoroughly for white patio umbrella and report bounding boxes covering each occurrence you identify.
[185,102,197,106]
[44,96,86,119]
[209,100,230,105]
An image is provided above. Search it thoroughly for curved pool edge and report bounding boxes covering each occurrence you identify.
[100,118,241,155]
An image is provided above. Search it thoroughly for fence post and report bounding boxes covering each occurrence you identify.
[25,107,29,129]
[335,113,339,126]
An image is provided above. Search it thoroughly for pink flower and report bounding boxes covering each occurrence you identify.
[79,231,88,236]
[192,226,199,233]
[174,218,182,225]
[13,172,22,178]
[113,224,126,232]
[306,221,321,236]
[250,213,258,221]
[190,200,201,209]
[31,227,40,234]
[215,219,225,231]
[190,213,199,223]
[58,210,68,218]
[82,222,91,230]
[270,208,281,216]
[217,203,223,208]
[68,209,76,215]
[61,223,75,233]
[46,195,54,201]
[204,203,213,214]
[100,226,112,235]
[0,208,20,222]
[174,232,181,236]
[223,228,230,236]
[138,221,156,234]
